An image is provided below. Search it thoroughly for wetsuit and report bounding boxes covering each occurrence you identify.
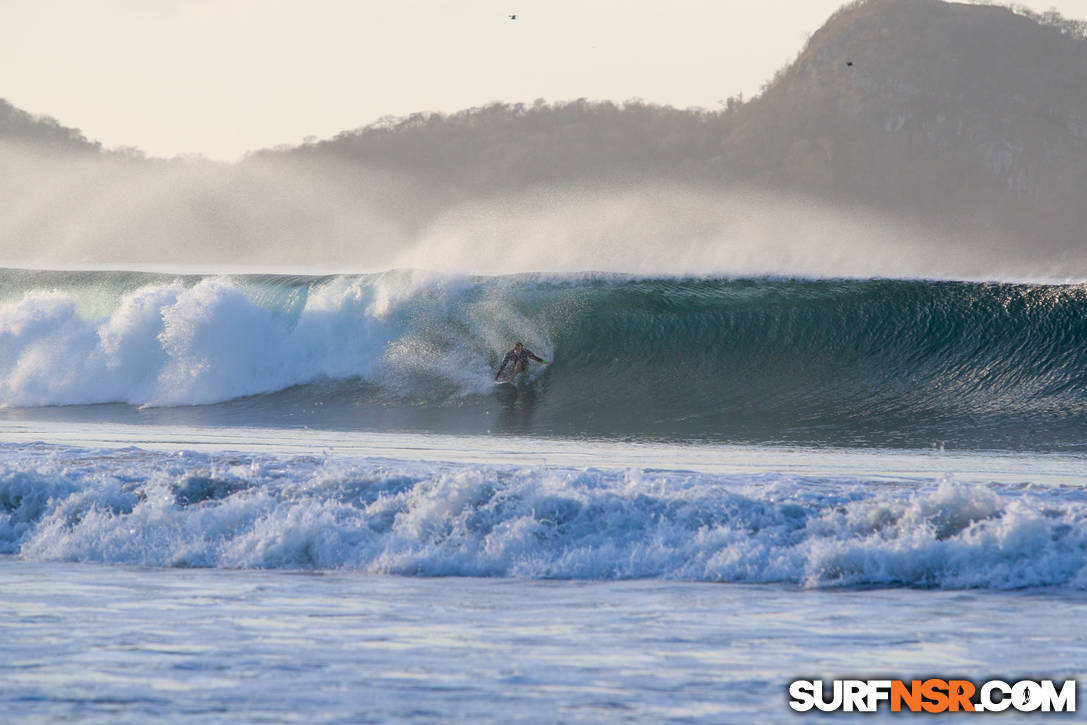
[495,346,543,380]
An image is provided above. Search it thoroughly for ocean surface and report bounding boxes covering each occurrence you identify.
[2,268,1086,722]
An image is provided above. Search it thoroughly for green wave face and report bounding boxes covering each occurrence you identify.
[486,278,1087,447]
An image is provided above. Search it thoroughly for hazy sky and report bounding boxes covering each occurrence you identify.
[2,0,1085,160]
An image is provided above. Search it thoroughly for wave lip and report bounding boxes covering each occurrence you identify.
[3,444,1086,589]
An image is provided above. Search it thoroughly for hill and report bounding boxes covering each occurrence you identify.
[2,0,1085,267]
[724,0,1087,248]
[249,0,1087,249]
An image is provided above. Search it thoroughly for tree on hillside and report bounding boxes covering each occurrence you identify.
[0,99,101,153]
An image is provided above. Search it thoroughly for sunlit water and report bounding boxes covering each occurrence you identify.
[4,560,1086,724]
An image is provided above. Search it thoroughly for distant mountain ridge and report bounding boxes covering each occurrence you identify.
[2,0,1086,261]
[264,0,1087,247]
[724,0,1087,247]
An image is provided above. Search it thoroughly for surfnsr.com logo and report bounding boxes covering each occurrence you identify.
[788,679,1076,713]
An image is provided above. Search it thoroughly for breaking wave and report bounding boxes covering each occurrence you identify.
[2,268,1087,449]
[2,442,1086,588]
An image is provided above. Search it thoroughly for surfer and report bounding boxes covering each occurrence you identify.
[495,342,548,382]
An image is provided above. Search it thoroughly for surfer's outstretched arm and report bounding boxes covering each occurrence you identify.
[524,349,544,362]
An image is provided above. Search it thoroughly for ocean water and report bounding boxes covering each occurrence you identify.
[2,269,1086,722]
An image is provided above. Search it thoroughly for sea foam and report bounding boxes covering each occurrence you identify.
[3,442,1085,588]
[0,271,540,407]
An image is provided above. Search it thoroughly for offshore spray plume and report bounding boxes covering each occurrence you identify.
[0,140,1084,281]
